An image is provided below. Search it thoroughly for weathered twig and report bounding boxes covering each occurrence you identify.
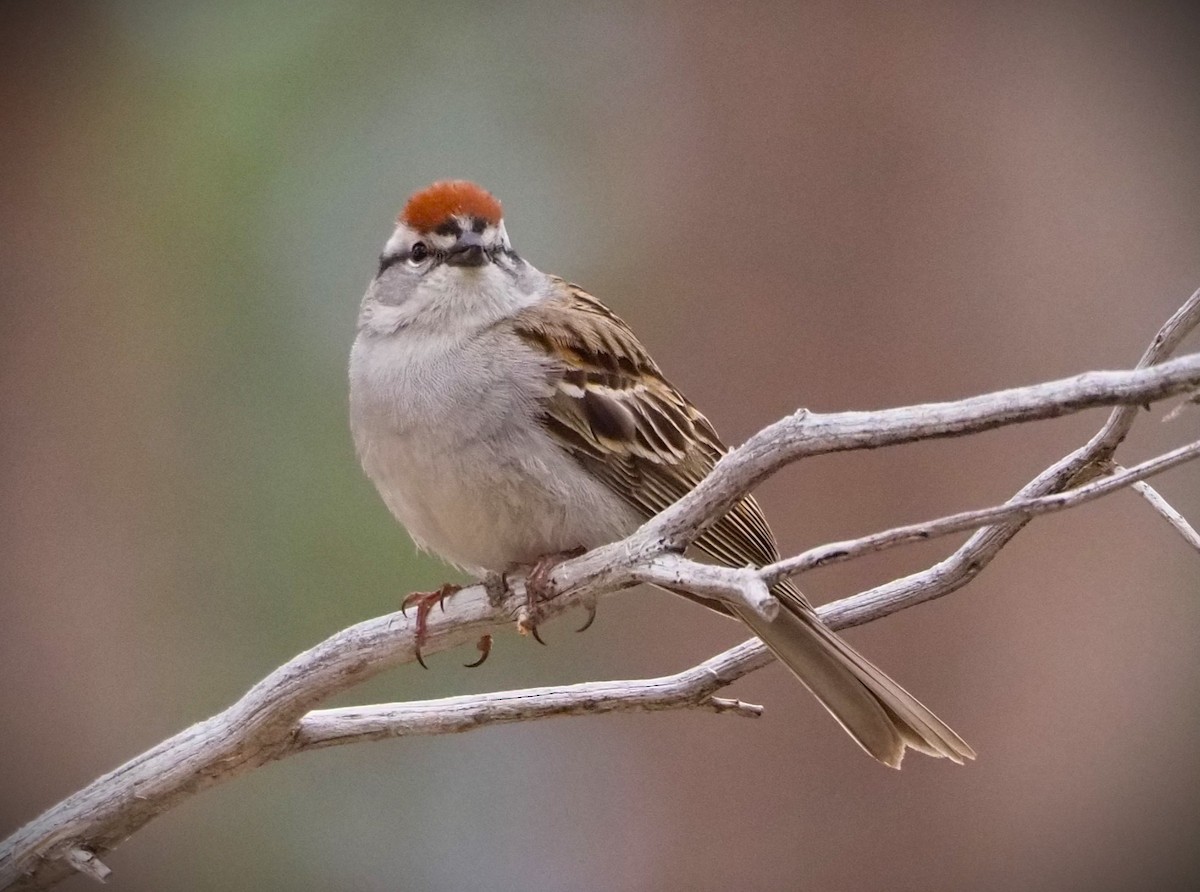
[1130,478,1200,553]
[3,291,1198,890]
[844,287,1200,622]
[293,639,771,752]
[761,439,1200,584]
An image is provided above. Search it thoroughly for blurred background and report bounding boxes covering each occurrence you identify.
[3,2,1199,890]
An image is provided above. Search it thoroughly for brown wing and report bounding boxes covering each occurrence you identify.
[512,282,975,767]
[511,278,799,598]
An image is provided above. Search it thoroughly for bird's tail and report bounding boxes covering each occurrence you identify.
[734,581,974,768]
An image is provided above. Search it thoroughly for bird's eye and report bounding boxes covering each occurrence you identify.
[409,242,429,263]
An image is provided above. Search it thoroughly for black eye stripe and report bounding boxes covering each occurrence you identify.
[376,243,428,275]
[376,242,516,277]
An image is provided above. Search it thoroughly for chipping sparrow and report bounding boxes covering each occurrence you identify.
[349,180,974,767]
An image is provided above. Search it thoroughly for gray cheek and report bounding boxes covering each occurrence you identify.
[371,268,420,307]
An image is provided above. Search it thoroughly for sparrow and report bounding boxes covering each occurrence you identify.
[348,180,974,768]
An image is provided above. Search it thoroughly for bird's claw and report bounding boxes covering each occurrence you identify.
[400,582,461,669]
[574,599,598,634]
[517,547,585,645]
[517,605,548,645]
[464,634,492,668]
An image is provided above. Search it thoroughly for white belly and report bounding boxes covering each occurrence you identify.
[349,327,640,574]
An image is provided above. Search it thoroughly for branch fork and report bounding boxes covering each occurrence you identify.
[3,289,1199,890]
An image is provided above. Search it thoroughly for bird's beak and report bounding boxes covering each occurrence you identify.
[445,231,488,267]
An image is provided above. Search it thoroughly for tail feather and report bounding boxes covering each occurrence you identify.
[807,614,975,763]
[734,582,974,768]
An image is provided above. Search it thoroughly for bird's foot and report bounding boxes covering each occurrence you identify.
[400,582,461,669]
[517,547,585,644]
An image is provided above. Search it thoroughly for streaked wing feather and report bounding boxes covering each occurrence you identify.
[511,279,801,606]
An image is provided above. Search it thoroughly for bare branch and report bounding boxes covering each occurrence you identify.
[280,434,1200,750]
[1129,478,1200,554]
[835,288,1200,627]
[629,553,779,618]
[763,439,1200,584]
[546,349,1200,603]
[3,290,1199,891]
[293,642,768,752]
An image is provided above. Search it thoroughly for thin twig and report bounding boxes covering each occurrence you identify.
[763,439,1200,584]
[1130,478,1200,553]
[293,644,768,752]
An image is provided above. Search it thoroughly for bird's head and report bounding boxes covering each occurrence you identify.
[359,180,543,335]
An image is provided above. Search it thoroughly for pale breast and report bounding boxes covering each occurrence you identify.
[349,327,641,574]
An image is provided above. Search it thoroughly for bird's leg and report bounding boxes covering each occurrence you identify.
[400,582,461,669]
[518,546,586,644]
[482,570,511,608]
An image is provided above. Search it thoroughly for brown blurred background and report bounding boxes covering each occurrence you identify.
[3,2,1199,890]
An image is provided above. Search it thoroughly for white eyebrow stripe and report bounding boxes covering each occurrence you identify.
[383,228,410,256]
[380,216,509,260]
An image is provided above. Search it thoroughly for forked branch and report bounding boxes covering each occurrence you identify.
[2,289,1198,891]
